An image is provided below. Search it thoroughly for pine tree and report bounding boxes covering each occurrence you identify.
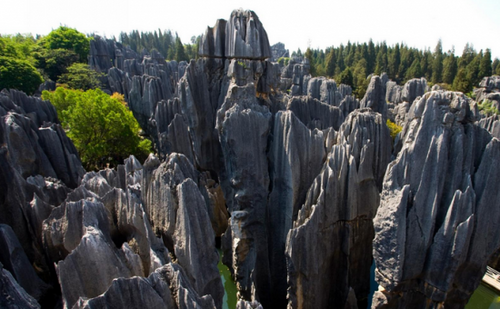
[493,58,500,75]
[466,51,482,89]
[405,58,422,81]
[174,36,188,62]
[367,39,376,73]
[431,40,443,84]
[374,42,388,75]
[338,67,353,86]
[453,67,470,93]
[479,49,492,79]
[388,43,400,80]
[325,48,336,78]
[442,52,457,85]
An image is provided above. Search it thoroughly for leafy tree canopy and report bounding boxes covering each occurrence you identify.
[0,56,43,94]
[42,87,152,170]
[58,63,103,90]
[34,48,79,81]
[42,26,90,62]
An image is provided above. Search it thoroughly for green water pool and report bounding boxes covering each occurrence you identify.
[466,283,500,309]
[218,249,237,309]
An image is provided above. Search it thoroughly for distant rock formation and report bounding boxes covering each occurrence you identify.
[475,75,500,112]
[271,42,289,62]
[372,91,500,308]
[280,56,311,95]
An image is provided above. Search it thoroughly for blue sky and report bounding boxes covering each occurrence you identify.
[3,0,500,59]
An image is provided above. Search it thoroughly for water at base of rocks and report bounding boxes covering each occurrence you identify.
[218,249,237,309]
[466,283,500,309]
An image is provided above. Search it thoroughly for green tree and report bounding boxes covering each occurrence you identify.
[43,26,90,62]
[405,58,423,81]
[353,59,369,98]
[493,58,500,75]
[325,48,336,78]
[374,43,388,75]
[305,47,315,76]
[453,67,470,93]
[0,56,43,94]
[338,67,353,87]
[58,63,104,90]
[431,40,443,84]
[465,51,482,89]
[174,37,188,62]
[34,48,79,81]
[388,43,400,80]
[42,87,152,170]
[479,49,492,79]
[442,52,457,85]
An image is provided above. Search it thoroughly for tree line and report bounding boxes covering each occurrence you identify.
[296,40,499,98]
[118,30,200,63]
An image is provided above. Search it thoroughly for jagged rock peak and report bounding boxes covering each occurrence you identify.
[199,9,272,60]
[360,75,388,119]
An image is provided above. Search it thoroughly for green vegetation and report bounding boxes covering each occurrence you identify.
[42,87,152,170]
[58,63,103,90]
[0,56,43,94]
[1,26,92,93]
[41,26,90,62]
[218,249,237,309]
[387,119,403,140]
[478,99,500,116]
[119,30,200,62]
[278,57,290,66]
[299,40,497,97]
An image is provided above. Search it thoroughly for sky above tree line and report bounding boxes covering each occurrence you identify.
[3,0,500,59]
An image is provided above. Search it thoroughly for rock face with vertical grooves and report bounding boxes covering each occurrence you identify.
[216,82,272,303]
[73,263,217,309]
[361,76,388,120]
[267,110,327,307]
[372,91,500,308]
[0,89,85,307]
[478,114,500,138]
[286,108,391,309]
[225,10,272,60]
[287,96,344,130]
[41,154,223,309]
[401,77,428,104]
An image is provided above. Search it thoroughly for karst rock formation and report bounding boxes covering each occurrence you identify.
[1,8,500,309]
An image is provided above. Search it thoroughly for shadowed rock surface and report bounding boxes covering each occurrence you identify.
[0,262,41,309]
[372,91,500,308]
[286,108,391,309]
